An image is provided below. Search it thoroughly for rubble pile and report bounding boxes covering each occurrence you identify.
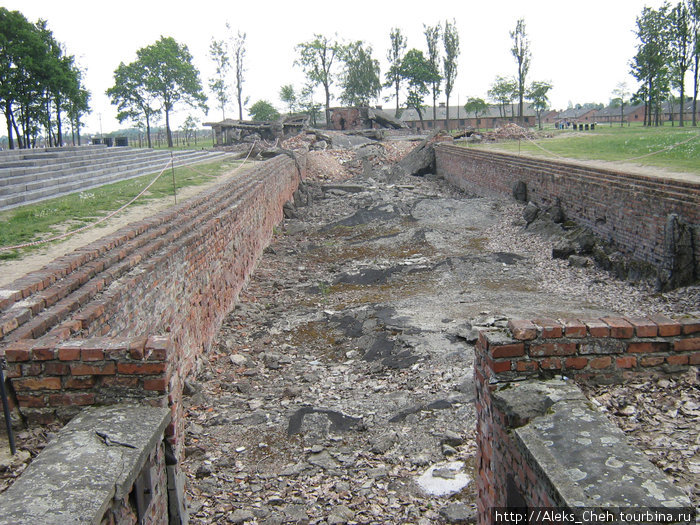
[483,123,536,141]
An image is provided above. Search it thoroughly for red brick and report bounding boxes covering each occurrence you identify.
[516,361,538,372]
[583,319,610,337]
[690,353,700,365]
[540,358,561,370]
[44,362,70,376]
[13,377,61,390]
[1,316,19,336]
[116,362,167,375]
[680,317,700,335]
[627,342,669,353]
[674,337,700,352]
[624,317,658,338]
[5,364,21,378]
[529,342,577,357]
[16,394,46,408]
[507,320,537,341]
[650,314,681,336]
[532,318,563,338]
[563,319,586,338]
[564,357,588,370]
[65,376,96,389]
[48,392,95,407]
[144,378,168,392]
[490,343,525,358]
[4,341,33,362]
[30,347,56,361]
[602,317,634,338]
[70,362,116,376]
[666,354,689,366]
[590,356,612,369]
[640,356,665,367]
[616,356,637,369]
[58,347,81,361]
[102,376,139,387]
[80,348,104,361]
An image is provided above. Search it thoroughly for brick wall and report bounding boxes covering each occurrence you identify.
[1,154,304,454]
[435,145,700,274]
[475,315,698,524]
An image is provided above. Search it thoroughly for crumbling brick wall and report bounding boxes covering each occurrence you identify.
[435,145,700,281]
[1,154,305,454]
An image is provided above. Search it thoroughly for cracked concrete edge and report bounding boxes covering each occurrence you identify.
[500,380,691,509]
[0,404,171,525]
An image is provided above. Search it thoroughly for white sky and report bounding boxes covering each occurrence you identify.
[5,0,671,135]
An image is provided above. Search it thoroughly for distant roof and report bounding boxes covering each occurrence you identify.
[400,103,537,122]
[556,107,599,119]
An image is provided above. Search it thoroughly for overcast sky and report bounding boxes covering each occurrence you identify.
[5,0,671,135]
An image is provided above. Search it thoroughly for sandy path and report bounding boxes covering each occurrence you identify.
[0,162,255,288]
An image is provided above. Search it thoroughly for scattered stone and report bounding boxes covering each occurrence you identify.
[230,508,255,524]
[195,463,213,479]
[439,503,477,524]
[442,430,464,448]
[327,504,355,524]
[229,354,247,366]
[308,450,339,470]
[523,202,540,224]
[568,255,590,268]
[442,444,458,456]
[416,462,471,497]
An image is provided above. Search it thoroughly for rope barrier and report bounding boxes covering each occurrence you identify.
[0,142,257,253]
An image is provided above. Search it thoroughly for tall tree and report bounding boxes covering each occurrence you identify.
[340,41,381,107]
[526,80,552,129]
[510,18,531,123]
[279,84,297,114]
[399,49,439,125]
[670,1,693,126]
[631,5,672,126]
[688,0,699,126]
[464,97,488,129]
[488,76,518,118]
[208,35,230,120]
[612,81,630,126]
[107,61,159,147]
[423,23,442,123]
[442,19,460,130]
[296,34,343,127]
[233,30,247,120]
[137,36,207,147]
[384,27,407,117]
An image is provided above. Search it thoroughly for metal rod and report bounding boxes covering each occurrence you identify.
[170,152,177,205]
[0,359,16,456]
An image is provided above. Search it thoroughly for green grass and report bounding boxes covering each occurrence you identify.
[0,158,246,260]
[469,125,700,175]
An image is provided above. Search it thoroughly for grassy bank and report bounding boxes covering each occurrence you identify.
[0,157,247,260]
[471,125,700,175]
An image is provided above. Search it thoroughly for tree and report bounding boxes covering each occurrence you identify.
[137,36,207,147]
[233,30,247,120]
[299,84,322,127]
[208,34,230,120]
[296,34,343,128]
[249,100,280,121]
[384,27,407,117]
[399,49,438,124]
[488,76,518,118]
[181,115,198,146]
[631,5,671,126]
[669,0,693,126]
[510,18,531,123]
[442,19,460,130]
[526,80,552,129]
[464,97,488,129]
[340,41,381,107]
[279,84,297,114]
[612,81,630,126]
[691,0,700,126]
[424,23,442,124]
[107,61,159,148]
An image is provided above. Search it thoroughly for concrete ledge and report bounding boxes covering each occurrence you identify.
[494,379,691,508]
[0,404,170,524]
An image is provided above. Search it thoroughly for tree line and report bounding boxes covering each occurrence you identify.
[0,8,90,150]
[631,0,700,126]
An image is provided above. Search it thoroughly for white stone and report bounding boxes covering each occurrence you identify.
[416,461,470,497]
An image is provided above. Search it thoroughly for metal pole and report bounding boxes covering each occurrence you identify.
[170,152,177,205]
[0,358,16,456]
